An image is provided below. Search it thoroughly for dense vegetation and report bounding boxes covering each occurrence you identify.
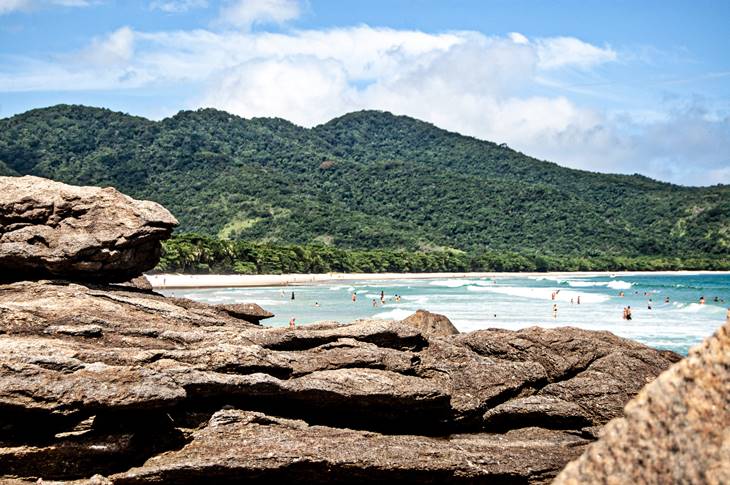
[158,234,730,274]
[1,104,729,271]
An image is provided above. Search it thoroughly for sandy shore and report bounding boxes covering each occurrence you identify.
[146,271,730,289]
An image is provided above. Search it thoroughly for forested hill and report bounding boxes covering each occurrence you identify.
[1,104,728,258]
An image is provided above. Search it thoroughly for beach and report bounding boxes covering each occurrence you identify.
[146,270,730,289]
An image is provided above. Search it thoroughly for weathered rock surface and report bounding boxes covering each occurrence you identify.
[0,176,177,282]
[553,313,730,485]
[401,309,459,336]
[0,280,679,483]
[214,303,274,324]
[111,410,590,484]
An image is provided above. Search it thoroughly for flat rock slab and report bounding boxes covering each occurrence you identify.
[0,176,177,282]
[112,410,591,484]
[214,303,274,324]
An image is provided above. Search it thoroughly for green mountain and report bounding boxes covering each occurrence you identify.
[1,104,728,257]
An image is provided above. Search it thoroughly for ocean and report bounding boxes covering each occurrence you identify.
[162,273,730,355]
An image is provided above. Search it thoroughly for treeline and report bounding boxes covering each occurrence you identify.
[155,234,730,274]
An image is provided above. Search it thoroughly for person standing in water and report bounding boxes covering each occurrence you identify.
[626,306,632,320]
[291,292,295,300]
[699,296,706,305]
[352,292,357,303]
[576,295,581,305]
[289,317,296,329]
[552,304,558,319]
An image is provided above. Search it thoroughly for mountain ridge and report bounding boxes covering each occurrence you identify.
[1,104,728,257]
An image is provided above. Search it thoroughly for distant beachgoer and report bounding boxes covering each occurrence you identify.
[664,296,670,303]
[552,304,558,319]
[699,296,706,305]
[570,298,574,304]
[647,302,652,310]
[577,296,581,305]
[619,291,624,297]
[626,306,632,320]
[622,307,627,320]
[289,317,296,329]
[713,296,719,302]
[551,291,556,301]
[352,292,357,303]
[372,299,378,307]
[380,290,385,300]
[314,302,320,307]
[380,296,386,305]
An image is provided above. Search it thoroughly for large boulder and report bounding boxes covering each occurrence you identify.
[400,309,459,337]
[553,312,730,485]
[0,280,679,483]
[0,176,177,282]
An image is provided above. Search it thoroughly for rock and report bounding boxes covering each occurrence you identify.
[116,276,153,291]
[455,326,681,427]
[0,279,679,483]
[0,176,177,282]
[214,303,274,324]
[109,409,591,484]
[400,309,459,337]
[553,313,730,485]
[46,324,104,337]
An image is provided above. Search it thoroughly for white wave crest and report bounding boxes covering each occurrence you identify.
[466,285,610,303]
[607,281,633,290]
[373,309,416,320]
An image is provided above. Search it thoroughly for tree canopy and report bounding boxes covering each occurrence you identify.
[1,104,728,267]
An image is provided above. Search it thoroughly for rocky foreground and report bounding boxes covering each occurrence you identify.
[0,176,722,484]
[0,280,680,483]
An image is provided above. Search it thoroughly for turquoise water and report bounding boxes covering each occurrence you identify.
[163,274,730,355]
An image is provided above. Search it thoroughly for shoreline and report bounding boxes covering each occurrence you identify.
[146,270,730,289]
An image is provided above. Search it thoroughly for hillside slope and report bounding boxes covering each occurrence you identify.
[0,104,728,256]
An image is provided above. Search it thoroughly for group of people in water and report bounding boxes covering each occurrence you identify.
[349,290,402,307]
[550,288,718,321]
[287,283,722,329]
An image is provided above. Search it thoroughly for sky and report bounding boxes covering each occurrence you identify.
[1,0,729,186]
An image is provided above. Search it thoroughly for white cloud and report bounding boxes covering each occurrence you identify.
[78,26,135,65]
[535,36,617,70]
[150,0,207,12]
[0,0,30,11]
[1,22,727,185]
[0,0,93,13]
[217,0,301,29]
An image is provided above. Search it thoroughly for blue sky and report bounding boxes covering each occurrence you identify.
[1,0,729,185]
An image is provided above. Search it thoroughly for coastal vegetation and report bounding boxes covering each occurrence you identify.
[158,233,730,274]
[1,104,729,271]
